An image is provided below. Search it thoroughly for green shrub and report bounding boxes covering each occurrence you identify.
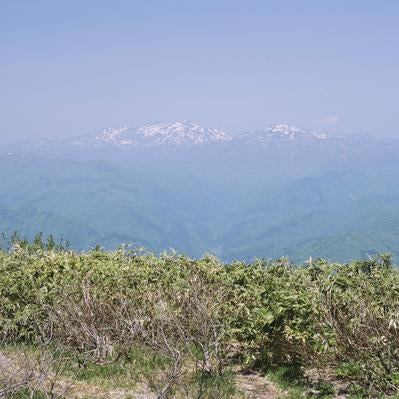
[1,239,399,395]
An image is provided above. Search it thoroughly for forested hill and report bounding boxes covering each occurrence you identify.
[2,122,399,262]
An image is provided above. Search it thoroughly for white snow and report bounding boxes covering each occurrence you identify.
[30,121,336,153]
[262,124,328,140]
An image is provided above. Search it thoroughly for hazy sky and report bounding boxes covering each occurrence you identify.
[1,0,399,143]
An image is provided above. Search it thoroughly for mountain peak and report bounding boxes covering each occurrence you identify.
[136,121,232,145]
[263,124,328,140]
[234,124,329,147]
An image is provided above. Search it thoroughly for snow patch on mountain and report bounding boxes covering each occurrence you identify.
[96,127,130,142]
[256,124,327,140]
[136,121,231,145]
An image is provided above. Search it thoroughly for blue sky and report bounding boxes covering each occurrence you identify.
[1,0,399,143]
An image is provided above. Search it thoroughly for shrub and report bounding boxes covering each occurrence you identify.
[1,240,399,395]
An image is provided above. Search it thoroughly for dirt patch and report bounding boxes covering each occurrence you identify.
[2,349,280,398]
[305,368,351,398]
[60,382,156,399]
[235,372,281,399]
[0,350,154,399]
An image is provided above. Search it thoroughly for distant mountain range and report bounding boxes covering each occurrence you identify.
[10,121,397,152]
[2,121,399,262]
[10,121,399,176]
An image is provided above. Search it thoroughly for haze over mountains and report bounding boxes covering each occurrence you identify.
[2,121,399,261]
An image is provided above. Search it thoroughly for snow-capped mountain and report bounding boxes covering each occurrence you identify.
[264,124,328,139]
[231,123,397,158]
[236,124,328,145]
[4,122,398,162]
[136,121,231,146]
[257,124,328,140]
[59,121,232,151]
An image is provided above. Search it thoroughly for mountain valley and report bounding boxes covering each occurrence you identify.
[2,121,399,262]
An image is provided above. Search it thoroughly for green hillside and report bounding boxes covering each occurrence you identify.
[1,154,399,262]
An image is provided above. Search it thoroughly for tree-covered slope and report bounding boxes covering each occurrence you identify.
[2,122,399,262]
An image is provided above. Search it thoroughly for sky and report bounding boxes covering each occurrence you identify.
[1,0,399,144]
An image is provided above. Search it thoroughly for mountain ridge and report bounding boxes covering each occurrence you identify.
[5,121,397,155]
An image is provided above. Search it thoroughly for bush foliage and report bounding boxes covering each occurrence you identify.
[0,237,398,396]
